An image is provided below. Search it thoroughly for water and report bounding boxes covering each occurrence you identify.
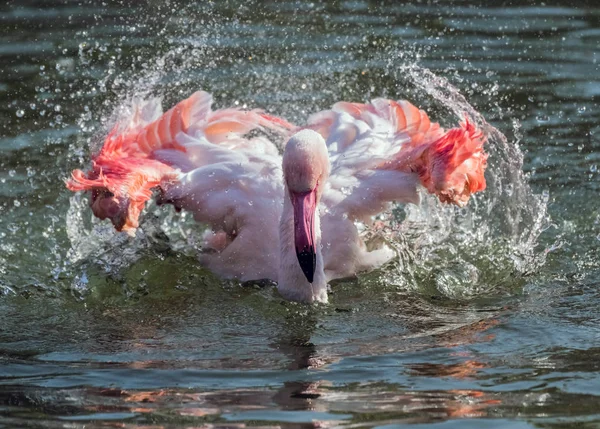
[1,0,599,427]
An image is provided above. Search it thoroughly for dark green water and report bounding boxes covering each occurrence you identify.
[1,1,599,427]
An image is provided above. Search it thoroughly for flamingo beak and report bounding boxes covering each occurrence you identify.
[290,189,317,283]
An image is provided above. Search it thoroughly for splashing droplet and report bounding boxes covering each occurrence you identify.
[536,115,549,123]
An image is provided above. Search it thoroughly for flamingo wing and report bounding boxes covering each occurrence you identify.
[306,99,487,280]
[67,91,294,281]
[67,91,293,234]
[308,98,487,221]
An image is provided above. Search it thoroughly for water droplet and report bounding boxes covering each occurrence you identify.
[590,164,598,173]
[536,115,549,123]
[8,170,15,177]
[13,200,21,207]
[54,105,61,112]
[15,109,24,118]
[578,106,586,114]
[505,183,514,197]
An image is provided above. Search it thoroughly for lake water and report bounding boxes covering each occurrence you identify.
[1,1,599,427]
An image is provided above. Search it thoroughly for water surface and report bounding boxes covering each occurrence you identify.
[1,1,599,428]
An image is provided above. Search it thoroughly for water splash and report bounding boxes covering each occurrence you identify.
[63,7,550,300]
[376,62,550,298]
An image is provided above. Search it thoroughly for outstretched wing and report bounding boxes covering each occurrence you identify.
[308,98,487,221]
[67,91,294,234]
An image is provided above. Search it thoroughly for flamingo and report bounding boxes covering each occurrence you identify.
[67,91,487,303]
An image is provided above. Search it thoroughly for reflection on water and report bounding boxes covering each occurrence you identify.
[1,0,600,427]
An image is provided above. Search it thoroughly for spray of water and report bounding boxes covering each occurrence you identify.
[373,62,550,298]
[63,6,550,300]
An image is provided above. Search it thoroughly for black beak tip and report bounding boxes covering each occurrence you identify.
[296,248,316,283]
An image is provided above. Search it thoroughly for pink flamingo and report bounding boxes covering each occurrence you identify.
[67,91,487,303]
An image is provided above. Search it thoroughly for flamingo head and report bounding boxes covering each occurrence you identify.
[282,130,330,283]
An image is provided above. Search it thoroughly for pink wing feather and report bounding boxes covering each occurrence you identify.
[308,98,487,208]
[67,91,294,233]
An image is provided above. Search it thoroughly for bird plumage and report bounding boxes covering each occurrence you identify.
[67,91,487,303]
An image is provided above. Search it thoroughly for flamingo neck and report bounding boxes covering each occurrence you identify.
[277,186,328,303]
